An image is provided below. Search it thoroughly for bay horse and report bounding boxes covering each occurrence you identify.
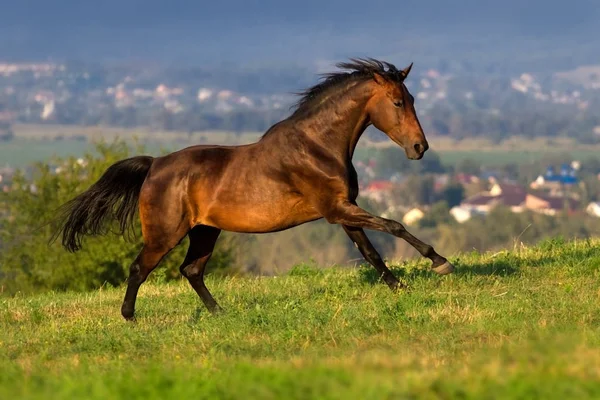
[52,58,454,320]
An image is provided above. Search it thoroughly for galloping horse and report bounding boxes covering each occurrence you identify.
[52,58,454,320]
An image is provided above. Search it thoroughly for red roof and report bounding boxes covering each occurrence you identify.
[499,192,527,207]
[496,183,526,195]
[463,191,526,207]
[463,194,496,206]
[532,195,579,210]
[366,180,393,191]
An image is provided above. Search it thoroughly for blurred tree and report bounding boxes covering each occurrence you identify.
[0,140,238,294]
[419,201,453,229]
[437,183,465,207]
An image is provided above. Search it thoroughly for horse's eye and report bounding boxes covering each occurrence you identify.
[393,100,404,108]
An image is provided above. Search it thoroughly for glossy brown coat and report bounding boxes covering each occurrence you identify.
[52,58,454,320]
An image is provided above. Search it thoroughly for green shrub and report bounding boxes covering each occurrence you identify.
[0,140,237,295]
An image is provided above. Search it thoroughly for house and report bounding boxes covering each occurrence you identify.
[460,182,527,214]
[456,173,480,185]
[433,174,450,192]
[360,180,394,203]
[402,207,425,226]
[460,193,498,213]
[524,194,579,216]
[530,175,562,191]
[449,206,486,223]
[586,202,600,217]
[530,164,578,193]
[488,182,525,197]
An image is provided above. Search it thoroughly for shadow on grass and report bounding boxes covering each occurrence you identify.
[187,307,204,325]
[357,240,600,286]
[454,258,519,277]
[357,259,519,286]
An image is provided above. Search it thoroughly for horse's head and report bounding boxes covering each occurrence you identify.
[366,63,428,160]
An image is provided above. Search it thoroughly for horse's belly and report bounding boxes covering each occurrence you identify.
[198,197,322,233]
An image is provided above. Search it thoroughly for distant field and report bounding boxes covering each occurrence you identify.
[2,239,600,399]
[2,124,263,167]
[0,139,171,168]
[361,135,600,167]
[435,149,600,166]
[3,124,600,168]
[0,139,91,167]
[432,135,600,166]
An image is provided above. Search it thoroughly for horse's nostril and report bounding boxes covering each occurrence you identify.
[414,143,424,154]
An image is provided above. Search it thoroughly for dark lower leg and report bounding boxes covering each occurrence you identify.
[179,226,222,313]
[121,262,144,320]
[324,201,451,270]
[395,229,447,268]
[121,245,171,320]
[186,271,222,312]
[343,226,404,290]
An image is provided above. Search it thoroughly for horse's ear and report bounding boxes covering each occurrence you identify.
[373,72,387,86]
[401,63,413,79]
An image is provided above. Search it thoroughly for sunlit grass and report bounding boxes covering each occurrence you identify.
[1,238,600,399]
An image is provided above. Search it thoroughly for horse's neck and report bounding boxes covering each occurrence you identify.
[296,88,372,161]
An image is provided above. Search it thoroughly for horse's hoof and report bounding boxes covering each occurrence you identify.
[209,305,224,315]
[389,281,407,292]
[121,309,136,321]
[432,261,455,275]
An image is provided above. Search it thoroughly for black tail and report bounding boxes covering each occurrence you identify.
[51,156,154,252]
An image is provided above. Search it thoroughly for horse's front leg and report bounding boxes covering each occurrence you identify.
[343,225,404,290]
[322,200,454,275]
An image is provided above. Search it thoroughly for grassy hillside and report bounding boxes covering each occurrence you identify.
[2,238,600,399]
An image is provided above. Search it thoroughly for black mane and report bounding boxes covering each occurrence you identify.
[291,58,405,116]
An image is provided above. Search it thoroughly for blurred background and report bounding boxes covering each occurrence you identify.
[1,0,600,293]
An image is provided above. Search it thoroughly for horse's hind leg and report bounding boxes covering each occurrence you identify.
[121,243,176,320]
[179,225,223,313]
[121,185,189,320]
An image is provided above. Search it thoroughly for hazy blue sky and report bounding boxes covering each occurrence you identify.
[1,0,598,66]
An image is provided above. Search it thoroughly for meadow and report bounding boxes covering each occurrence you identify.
[1,124,262,168]
[2,238,600,399]
[4,124,600,168]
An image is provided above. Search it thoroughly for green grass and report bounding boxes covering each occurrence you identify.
[2,238,600,399]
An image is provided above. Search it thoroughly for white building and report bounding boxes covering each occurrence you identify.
[586,202,600,217]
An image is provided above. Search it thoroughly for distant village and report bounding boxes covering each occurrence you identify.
[355,160,600,225]
[1,61,600,138]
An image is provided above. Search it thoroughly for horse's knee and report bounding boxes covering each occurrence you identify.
[127,261,148,284]
[181,262,204,278]
[390,223,406,236]
[129,262,141,275]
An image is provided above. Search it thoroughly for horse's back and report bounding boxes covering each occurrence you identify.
[137,141,320,234]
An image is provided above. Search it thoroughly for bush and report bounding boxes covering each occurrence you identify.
[0,140,238,295]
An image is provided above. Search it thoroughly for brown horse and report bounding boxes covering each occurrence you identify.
[52,58,454,320]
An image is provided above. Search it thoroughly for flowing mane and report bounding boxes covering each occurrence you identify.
[290,58,406,117]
